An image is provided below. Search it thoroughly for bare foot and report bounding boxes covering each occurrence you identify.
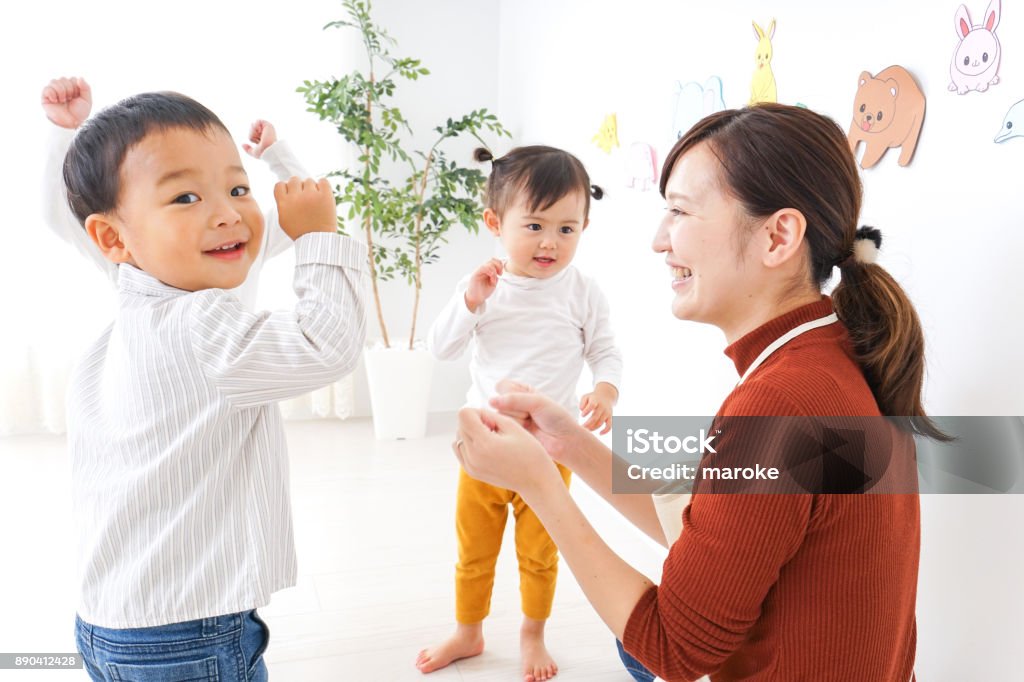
[415,622,485,674]
[521,617,558,682]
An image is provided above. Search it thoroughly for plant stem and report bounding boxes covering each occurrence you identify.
[407,146,435,349]
[363,62,390,347]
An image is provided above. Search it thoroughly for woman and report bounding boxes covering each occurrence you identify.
[453,103,947,682]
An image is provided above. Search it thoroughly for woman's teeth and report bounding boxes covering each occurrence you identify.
[673,266,692,278]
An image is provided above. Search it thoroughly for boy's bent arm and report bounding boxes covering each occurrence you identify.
[189,233,368,409]
[261,141,313,260]
[42,127,118,283]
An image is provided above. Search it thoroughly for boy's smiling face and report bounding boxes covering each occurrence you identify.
[89,126,264,291]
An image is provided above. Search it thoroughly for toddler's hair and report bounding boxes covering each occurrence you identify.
[474,146,603,219]
[63,92,230,226]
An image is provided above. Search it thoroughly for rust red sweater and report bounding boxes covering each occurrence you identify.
[623,297,919,681]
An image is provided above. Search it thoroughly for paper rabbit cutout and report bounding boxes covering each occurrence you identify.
[749,19,777,105]
[995,98,1024,142]
[948,0,1002,95]
[848,66,926,169]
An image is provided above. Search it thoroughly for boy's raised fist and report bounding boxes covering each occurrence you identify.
[274,177,337,240]
[42,77,92,130]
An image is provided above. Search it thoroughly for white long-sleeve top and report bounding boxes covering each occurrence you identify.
[43,127,305,310]
[68,233,368,628]
[428,265,622,411]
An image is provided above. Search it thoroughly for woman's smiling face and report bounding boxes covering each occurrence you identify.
[652,142,763,333]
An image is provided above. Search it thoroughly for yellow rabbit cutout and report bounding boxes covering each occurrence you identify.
[749,19,777,105]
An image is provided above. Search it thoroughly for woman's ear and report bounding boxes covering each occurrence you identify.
[759,208,807,269]
[84,214,134,264]
[483,208,501,236]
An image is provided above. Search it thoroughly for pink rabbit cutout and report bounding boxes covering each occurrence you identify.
[948,0,1002,95]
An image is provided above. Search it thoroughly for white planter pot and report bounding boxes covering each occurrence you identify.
[364,346,434,440]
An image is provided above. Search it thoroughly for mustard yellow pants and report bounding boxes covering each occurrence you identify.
[455,464,572,624]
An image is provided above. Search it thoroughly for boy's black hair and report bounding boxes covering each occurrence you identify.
[63,91,229,226]
[473,145,603,219]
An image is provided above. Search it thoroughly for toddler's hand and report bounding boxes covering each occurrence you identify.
[243,119,277,158]
[465,258,503,312]
[274,177,337,240]
[580,383,617,435]
[42,76,92,129]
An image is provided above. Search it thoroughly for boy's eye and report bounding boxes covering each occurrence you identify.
[173,192,200,205]
[231,186,250,197]
[526,223,542,231]
[666,206,686,217]
[560,226,575,234]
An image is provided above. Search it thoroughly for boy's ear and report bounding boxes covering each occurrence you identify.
[759,208,807,269]
[84,214,134,264]
[483,208,501,236]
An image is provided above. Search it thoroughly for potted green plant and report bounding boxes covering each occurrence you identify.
[298,0,509,439]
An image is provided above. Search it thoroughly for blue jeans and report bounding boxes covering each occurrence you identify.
[75,610,270,681]
[617,638,657,682]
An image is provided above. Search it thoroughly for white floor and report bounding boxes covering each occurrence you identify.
[0,414,669,681]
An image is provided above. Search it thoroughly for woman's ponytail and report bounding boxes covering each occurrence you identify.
[832,231,953,441]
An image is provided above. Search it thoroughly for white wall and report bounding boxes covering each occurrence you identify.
[495,1,1023,679]
[496,0,1024,417]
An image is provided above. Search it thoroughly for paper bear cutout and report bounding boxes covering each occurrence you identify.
[847,66,926,169]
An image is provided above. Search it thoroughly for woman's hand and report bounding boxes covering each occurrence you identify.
[454,408,563,502]
[488,381,589,470]
[455,408,656,645]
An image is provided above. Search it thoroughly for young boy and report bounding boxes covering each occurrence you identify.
[42,76,302,310]
[64,90,367,681]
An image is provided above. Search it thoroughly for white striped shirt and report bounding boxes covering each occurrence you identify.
[68,232,368,628]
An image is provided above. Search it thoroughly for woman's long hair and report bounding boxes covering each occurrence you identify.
[662,103,950,441]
